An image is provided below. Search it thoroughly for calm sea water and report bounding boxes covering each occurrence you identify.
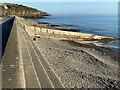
[33,14,120,49]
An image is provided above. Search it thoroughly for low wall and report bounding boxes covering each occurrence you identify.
[24,24,114,40]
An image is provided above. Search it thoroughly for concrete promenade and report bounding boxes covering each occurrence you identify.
[1,17,64,89]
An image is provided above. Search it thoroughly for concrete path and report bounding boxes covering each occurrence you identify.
[2,16,64,89]
[16,17,64,89]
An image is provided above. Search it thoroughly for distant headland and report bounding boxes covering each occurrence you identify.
[0,3,50,18]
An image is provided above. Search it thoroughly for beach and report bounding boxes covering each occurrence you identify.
[19,17,119,88]
[34,35,118,88]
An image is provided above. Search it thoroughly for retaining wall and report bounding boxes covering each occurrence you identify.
[24,24,114,40]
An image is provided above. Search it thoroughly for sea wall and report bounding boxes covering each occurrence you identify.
[24,24,115,40]
[2,17,25,88]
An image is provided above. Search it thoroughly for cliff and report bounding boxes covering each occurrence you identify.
[0,3,50,18]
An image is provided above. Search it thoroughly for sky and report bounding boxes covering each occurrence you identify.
[2,2,118,15]
[0,0,119,2]
[15,2,118,15]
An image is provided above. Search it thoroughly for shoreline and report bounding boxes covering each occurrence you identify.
[5,17,120,52]
[33,15,119,50]
[18,15,119,60]
[19,15,119,58]
[36,21,119,51]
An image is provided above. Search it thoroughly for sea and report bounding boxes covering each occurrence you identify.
[33,14,120,50]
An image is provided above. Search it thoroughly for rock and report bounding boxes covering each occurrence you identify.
[55,27,80,32]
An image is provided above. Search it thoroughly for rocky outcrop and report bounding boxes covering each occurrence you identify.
[0,3,50,18]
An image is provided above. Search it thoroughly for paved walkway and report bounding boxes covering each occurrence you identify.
[2,17,64,89]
